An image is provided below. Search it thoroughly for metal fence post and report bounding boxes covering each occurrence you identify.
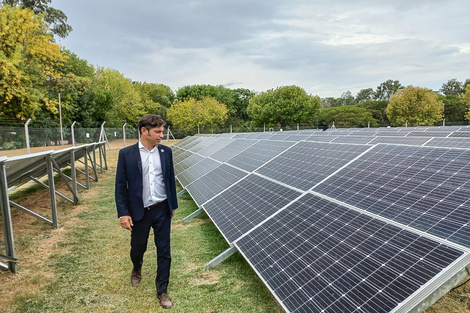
[25,118,31,154]
[71,121,76,147]
[123,123,127,147]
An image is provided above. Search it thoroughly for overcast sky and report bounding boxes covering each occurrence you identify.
[51,0,470,98]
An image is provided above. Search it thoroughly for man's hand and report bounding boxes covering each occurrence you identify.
[171,210,176,218]
[120,215,133,230]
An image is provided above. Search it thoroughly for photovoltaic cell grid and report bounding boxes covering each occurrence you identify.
[185,164,247,206]
[256,142,371,191]
[209,139,258,162]
[227,140,296,172]
[176,158,221,188]
[330,136,374,145]
[425,137,470,149]
[196,138,234,157]
[235,193,465,313]
[313,144,470,247]
[368,136,431,146]
[203,174,302,243]
[173,149,193,166]
[174,153,205,174]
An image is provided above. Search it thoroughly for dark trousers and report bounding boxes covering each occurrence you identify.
[130,200,172,294]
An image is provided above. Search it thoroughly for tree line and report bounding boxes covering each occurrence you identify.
[1,3,470,134]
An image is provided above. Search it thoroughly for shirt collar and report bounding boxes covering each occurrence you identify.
[138,140,158,152]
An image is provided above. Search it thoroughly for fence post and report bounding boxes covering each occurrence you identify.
[71,121,76,147]
[123,123,127,147]
[167,126,170,142]
[24,118,31,154]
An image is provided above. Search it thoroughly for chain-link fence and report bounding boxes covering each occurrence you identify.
[2,119,469,152]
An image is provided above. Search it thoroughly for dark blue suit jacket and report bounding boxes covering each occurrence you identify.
[115,142,178,222]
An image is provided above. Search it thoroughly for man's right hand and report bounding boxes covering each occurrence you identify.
[120,215,133,231]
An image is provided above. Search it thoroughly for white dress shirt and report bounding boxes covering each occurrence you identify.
[139,141,167,207]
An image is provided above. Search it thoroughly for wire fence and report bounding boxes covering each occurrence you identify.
[1,119,469,152]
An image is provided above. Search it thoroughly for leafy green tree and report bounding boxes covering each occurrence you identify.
[0,5,67,120]
[321,97,341,108]
[439,95,467,124]
[355,88,375,103]
[356,100,390,125]
[464,85,470,121]
[318,106,378,128]
[167,97,228,131]
[386,87,444,126]
[375,79,403,100]
[135,82,175,108]
[247,86,321,128]
[440,78,464,97]
[2,0,72,38]
[232,88,255,120]
[92,67,144,126]
[176,84,237,116]
[340,91,355,105]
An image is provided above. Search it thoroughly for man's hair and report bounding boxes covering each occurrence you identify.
[138,114,165,134]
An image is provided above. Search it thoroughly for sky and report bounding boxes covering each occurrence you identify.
[51,0,470,98]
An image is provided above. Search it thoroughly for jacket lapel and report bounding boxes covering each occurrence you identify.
[158,145,167,178]
[132,143,142,174]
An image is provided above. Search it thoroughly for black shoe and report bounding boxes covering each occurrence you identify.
[158,293,173,309]
[131,269,141,287]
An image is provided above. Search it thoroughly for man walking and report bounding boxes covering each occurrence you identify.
[115,114,178,309]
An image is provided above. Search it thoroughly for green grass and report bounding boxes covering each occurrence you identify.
[3,149,283,313]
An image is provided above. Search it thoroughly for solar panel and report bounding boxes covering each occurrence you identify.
[202,174,302,243]
[235,193,466,313]
[185,164,247,206]
[174,153,205,174]
[209,139,257,162]
[369,136,431,146]
[173,149,193,165]
[313,144,470,247]
[407,131,449,137]
[449,131,470,138]
[176,158,221,188]
[196,138,234,157]
[425,137,470,149]
[256,142,371,191]
[330,136,374,145]
[226,140,296,172]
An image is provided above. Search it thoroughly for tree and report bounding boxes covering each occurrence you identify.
[340,91,355,106]
[355,88,375,103]
[321,97,341,108]
[386,87,444,126]
[167,97,228,131]
[356,100,389,125]
[2,0,72,38]
[440,78,464,97]
[247,86,321,128]
[0,5,68,120]
[464,85,470,121]
[375,79,403,100]
[318,106,378,128]
[92,67,145,126]
[135,82,175,108]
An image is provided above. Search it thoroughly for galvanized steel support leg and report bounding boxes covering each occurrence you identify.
[182,208,203,225]
[205,246,238,269]
[0,163,17,273]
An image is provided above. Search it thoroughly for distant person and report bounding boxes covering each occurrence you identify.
[115,114,178,309]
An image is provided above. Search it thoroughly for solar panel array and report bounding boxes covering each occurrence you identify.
[171,127,470,313]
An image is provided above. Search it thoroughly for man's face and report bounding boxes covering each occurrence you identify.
[141,125,164,147]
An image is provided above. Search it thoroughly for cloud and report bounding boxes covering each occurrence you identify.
[53,0,470,97]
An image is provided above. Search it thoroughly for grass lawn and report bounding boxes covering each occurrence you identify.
[0,143,469,312]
